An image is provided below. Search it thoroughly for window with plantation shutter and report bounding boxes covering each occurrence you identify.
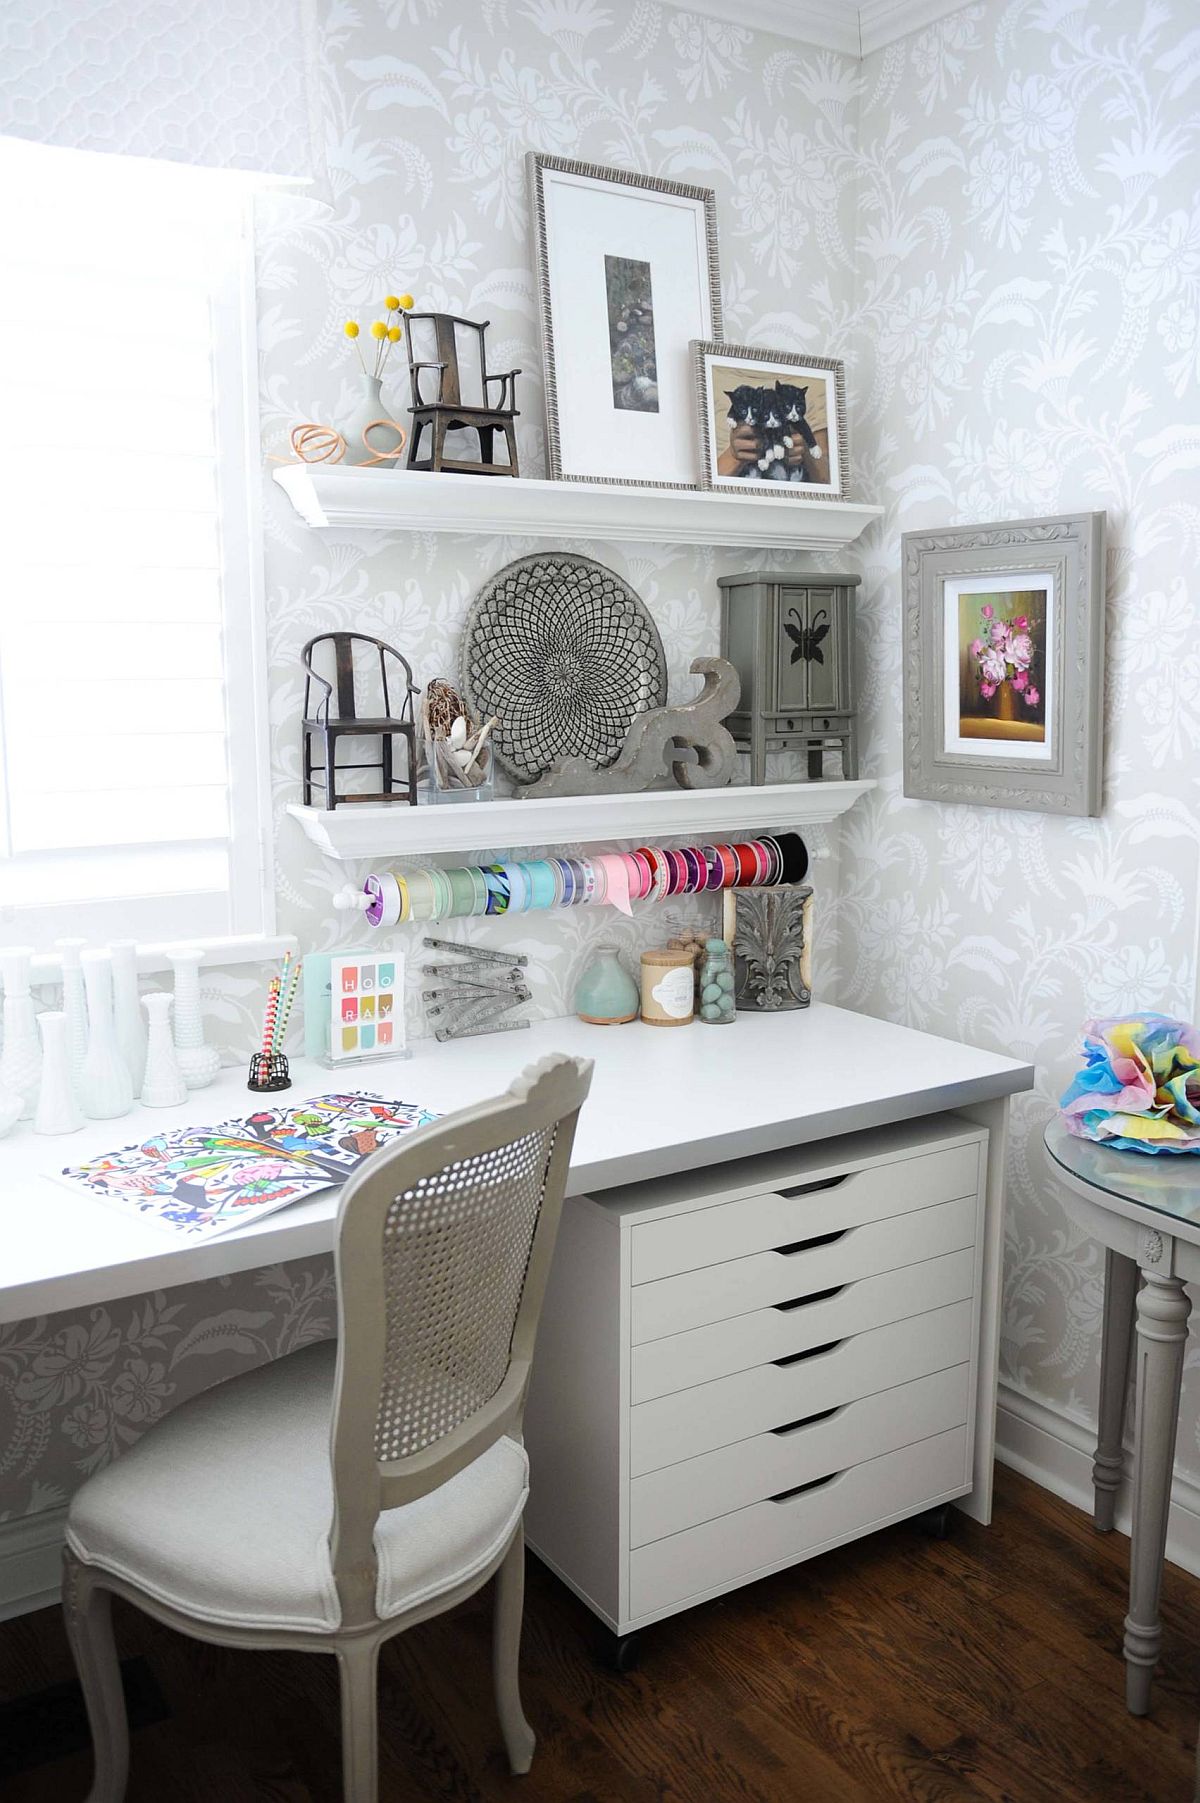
[0,138,271,950]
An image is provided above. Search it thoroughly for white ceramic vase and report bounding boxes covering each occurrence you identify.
[170,948,220,1089]
[79,951,134,1120]
[0,946,42,1120]
[141,992,188,1108]
[56,937,89,1087]
[342,374,405,466]
[35,1011,84,1135]
[110,939,147,1091]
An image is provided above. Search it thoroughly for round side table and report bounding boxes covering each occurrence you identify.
[1044,1118,1200,1716]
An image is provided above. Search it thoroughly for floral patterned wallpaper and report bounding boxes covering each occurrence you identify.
[838,1,1200,1474]
[7,0,1200,1538]
[3,3,858,1526]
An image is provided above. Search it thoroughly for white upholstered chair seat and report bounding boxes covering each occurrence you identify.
[65,1341,529,1636]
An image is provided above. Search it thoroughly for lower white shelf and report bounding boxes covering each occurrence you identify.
[287,779,875,860]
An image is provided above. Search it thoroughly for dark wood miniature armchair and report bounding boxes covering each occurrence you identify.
[402,312,520,476]
[301,632,419,809]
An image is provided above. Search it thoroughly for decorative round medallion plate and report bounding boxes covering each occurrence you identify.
[461,553,667,783]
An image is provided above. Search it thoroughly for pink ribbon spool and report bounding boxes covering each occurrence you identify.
[597,852,633,916]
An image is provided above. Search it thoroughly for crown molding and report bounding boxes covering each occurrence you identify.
[668,0,972,58]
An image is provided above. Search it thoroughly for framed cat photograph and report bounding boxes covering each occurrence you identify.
[692,342,847,501]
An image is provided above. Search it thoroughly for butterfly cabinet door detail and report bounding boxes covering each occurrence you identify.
[776,586,843,714]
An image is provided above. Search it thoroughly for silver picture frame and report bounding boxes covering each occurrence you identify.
[902,511,1106,816]
[526,152,722,490]
[692,340,848,502]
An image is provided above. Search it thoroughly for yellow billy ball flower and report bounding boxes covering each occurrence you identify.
[387,325,402,342]
[370,320,387,339]
[343,321,360,338]
[384,294,401,311]
[398,293,414,310]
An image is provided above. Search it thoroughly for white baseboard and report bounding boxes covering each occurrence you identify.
[0,1506,66,1621]
[0,1385,1197,1621]
[996,1381,1200,1579]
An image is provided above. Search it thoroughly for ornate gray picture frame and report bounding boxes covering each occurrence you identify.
[692,341,848,502]
[526,152,722,490]
[902,512,1106,816]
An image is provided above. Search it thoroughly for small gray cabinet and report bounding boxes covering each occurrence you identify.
[719,570,860,783]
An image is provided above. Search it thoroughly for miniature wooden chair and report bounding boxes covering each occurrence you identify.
[402,311,520,476]
[62,1052,594,1803]
[301,631,419,809]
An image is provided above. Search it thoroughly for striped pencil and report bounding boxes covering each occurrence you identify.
[272,957,302,1052]
[259,975,282,1058]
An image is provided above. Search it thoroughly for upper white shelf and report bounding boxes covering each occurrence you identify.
[287,779,875,862]
[273,465,882,552]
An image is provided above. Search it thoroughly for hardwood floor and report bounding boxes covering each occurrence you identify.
[3,1467,1199,1802]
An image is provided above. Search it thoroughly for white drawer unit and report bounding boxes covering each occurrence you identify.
[523,1112,989,1654]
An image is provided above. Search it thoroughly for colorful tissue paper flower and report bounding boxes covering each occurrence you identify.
[1060,1014,1200,1153]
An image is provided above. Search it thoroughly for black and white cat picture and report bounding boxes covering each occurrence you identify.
[724,380,823,482]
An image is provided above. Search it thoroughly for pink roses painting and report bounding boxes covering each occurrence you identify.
[969,602,1040,708]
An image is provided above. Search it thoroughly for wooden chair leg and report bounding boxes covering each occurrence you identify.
[477,424,494,468]
[381,732,394,799]
[503,420,519,476]
[431,417,448,472]
[302,728,313,806]
[62,1552,130,1803]
[493,1524,535,1775]
[406,417,423,470]
[336,1636,380,1803]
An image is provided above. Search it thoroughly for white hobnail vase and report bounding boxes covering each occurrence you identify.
[170,948,220,1089]
[34,1011,84,1136]
[141,992,188,1108]
[56,937,89,1088]
[110,940,147,1092]
[79,951,134,1120]
[0,946,42,1120]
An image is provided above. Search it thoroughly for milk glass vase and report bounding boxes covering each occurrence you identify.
[0,946,42,1119]
[170,948,220,1088]
[141,993,188,1108]
[110,940,147,1091]
[79,950,134,1119]
[35,1011,84,1135]
[56,937,89,1087]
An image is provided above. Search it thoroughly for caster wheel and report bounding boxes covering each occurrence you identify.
[601,1631,642,1673]
[917,1502,954,1541]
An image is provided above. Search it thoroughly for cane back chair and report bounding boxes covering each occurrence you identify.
[62,1053,594,1801]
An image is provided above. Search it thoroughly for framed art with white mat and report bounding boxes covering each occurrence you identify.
[528,153,722,489]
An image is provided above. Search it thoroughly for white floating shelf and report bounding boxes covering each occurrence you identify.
[287,780,875,862]
[273,465,882,552]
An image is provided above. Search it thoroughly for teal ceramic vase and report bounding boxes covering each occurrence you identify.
[575,947,639,1025]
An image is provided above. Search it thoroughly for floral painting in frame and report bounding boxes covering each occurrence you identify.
[902,512,1106,815]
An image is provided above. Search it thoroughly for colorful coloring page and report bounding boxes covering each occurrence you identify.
[58,1092,439,1242]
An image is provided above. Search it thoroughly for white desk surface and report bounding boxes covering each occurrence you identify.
[0,1005,1033,1326]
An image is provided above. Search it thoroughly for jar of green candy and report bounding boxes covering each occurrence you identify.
[698,939,736,1024]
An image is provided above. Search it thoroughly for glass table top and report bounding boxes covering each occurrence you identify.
[1044,1116,1200,1229]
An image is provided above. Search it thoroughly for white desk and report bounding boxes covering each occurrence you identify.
[0,1006,1031,1333]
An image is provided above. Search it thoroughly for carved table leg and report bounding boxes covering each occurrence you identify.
[1124,1265,1191,1715]
[1094,1247,1138,1531]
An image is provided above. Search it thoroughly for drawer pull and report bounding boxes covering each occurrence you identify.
[777,1174,848,1200]
[769,1471,840,1504]
[770,1404,839,1436]
[774,1228,845,1256]
[772,1337,842,1368]
[774,1283,844,1312]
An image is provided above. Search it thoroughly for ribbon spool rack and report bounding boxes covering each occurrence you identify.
[332,832,824,929]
